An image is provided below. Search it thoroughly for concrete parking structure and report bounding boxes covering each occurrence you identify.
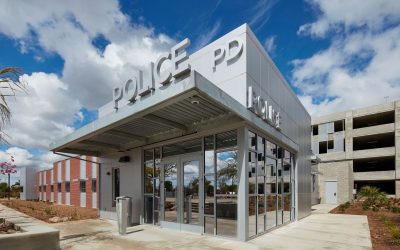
[312,101,400,204]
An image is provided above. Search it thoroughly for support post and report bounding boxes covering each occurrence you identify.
[8,173,10,200]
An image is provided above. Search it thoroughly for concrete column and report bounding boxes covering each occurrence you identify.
[345,111,353,160]
[396,181,400,199]
[395,101,400,198]
[347,161,354,201]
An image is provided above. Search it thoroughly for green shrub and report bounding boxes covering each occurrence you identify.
[339,201,351,212]
[358,186,380,198]
[358,186,388,211]
[379,215,400,241]
[390,226,400,240]
[44,206,54,216]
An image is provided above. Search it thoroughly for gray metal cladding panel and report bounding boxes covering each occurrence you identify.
[151,96,227,125]
[297,121,312,219]
[85,133,132,145]
[245,36,311,147]
[243,36,314,219]
[115,118,173,136]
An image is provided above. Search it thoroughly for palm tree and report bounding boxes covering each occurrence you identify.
[0,67,24,143]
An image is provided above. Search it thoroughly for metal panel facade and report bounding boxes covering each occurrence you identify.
[51,24,311,240]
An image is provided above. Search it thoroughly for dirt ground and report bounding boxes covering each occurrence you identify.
[0,199,98,223]
[331,201,400,250]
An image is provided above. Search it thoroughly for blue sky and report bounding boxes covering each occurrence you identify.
[0,0,399,184]
[0,0,326,94]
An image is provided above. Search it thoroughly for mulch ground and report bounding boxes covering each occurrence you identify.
[331,202,400,250]
[0,199,98,223]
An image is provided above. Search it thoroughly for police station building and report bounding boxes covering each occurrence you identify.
[50,24,311,241]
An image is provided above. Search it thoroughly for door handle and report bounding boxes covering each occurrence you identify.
[334,193,336,196]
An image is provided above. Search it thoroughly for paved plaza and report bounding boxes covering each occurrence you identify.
[45,204,372,250]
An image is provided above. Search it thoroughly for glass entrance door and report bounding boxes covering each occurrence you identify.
[163,159,178,223]
[182,158,200,226]
[161,153,202,233]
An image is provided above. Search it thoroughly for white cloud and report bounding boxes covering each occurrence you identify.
[0,147,34,168]
[0,0,175,109]
[194,21,221,50]
[5,72,78,149]
[0,147,66,184]
[39,151,66,169]
[298,0,400,37]
[248,0,278,32]
[0,1,176,169]
[74,111,84,123]
[264,36,276,54]
[294,1,400,116]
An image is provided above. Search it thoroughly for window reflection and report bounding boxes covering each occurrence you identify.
[248,152,256,194]
[183,160,200,225]
[216,151,238,194]
[204,175,214,216]
[216,196,237,237]
[144,150,154,194]
[204,136,214,174]
[266,157,277,230]
[155,148,161,178]
[216,130,237,149]
[266,141,277,158]
[216,148,238,238]
[248,196,257,237]
[163,139,202,157]
[164,162,177,222]
[248,131,256,150]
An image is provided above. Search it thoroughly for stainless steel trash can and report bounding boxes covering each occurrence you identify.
[116,196,131,235]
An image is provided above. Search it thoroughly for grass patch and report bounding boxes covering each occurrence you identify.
[379,215,400,242]
[338,201,351,212]
[44,206,55,216]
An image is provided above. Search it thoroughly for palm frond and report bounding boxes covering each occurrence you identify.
[0,67,25,144]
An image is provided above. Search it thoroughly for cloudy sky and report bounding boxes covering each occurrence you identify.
[0,0,399,183]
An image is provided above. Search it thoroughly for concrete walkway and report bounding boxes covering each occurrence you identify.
[0,203,59,250]
[250,213,372,249]
[311,203,339,214]
[48,204,372,250]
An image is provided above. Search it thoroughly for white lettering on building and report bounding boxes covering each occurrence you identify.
[247,86,280,130]
[213,38,243,69]
[113,38,191,110]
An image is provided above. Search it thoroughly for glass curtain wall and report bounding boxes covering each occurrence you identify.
[162,139,202,226]
[204,136,215,234]
[257,136,266,234]
[143,130,238,238]
[277,147,283,226]
[283,150,291,223]
[205,130,238,238]
[248,132,257,237]
[248,130,295,238]
[265,151,277,230]
[143,148,161,225]
[290,154,296,220]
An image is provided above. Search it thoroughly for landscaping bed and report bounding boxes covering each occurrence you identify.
[331,186,400,250]
[0,199,98,223]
